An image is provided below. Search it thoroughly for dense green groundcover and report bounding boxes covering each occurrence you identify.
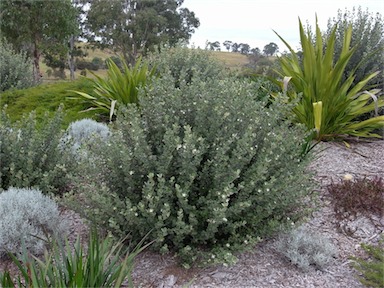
[0,78,97,127]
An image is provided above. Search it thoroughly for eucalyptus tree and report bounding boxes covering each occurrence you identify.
[231,43,240,53]
[263,42,279,56]
[83,0,199,64]
[0,0,79,82]
[206,41,221,51]
[239,43,250,54]
[223,40,233,52]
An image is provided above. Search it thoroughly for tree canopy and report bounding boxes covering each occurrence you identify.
[263,42,279,56]
[83,0,199,64]
[0,0,79,82]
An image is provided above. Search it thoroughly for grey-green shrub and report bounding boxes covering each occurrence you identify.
[148,46,226,88]
[0,107,75,195]
[274,226,337,271]
[62,118,110,152]
[326,7,383,89]
[72,71,314,267]
[0,39,35,91]
[0,187,65,259]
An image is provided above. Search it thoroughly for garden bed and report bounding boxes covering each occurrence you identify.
[1,140,383,287]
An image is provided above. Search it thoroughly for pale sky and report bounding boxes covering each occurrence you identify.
[182,0,384,52]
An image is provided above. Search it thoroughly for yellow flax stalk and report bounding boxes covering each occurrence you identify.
[313,101,323,138]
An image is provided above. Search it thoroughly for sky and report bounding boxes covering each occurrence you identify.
[182,0,384,52]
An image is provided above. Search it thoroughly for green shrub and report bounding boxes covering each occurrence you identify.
[351,239,384,288]
[326,7,384,90]
[148,46,226,88]
[71,73,314,267]
[0,78,97,126]
[0,187,65,259]
[0,230,148,288]
[0,39,35,91]
[274,226,337,272]
[76,59,99,71]
[0,107,75,195]
[107,55,123,69]
[274,18,384,141]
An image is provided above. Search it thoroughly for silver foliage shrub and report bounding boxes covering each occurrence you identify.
[70,50,315,267]
[274,226,337,271]
[0,187,66,259]
[62,118,110,153]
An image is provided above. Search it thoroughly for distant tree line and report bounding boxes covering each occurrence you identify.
[205,40,279,57]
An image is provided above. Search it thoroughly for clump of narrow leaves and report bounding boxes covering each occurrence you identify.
[327,176,384,222]
[0,229,149,288]
[71,57,157,121]
[274,17,384,141]
[351,238,384,288]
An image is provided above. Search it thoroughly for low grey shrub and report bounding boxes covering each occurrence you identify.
[0,40,35,91]
[71,69,314,267]
[0,107,75,195]
[274,226,337,271]
[0,187,66,259]
[62,118,110,152]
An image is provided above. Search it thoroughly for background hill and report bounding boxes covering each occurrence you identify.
[40,44,251,82]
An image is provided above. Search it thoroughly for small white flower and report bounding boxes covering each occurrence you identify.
[222,217,228,222]
[129,171,134,175]
[343,174,353,181]
[226,243,230,247]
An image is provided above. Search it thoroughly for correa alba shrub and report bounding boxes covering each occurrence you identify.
[0,187,66,259]
[71,71,314,267]
[0,39,35,92]
[148,45,227,88]
[0,106,75,195]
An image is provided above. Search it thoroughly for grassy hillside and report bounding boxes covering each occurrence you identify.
[0,79,97,127]
[1,46,253,125]
[40,44,251,82]
[210,51,249,69]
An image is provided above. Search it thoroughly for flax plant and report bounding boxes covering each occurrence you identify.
[274,18,384,141]
[0,230,150,288]
[71,57,157,121]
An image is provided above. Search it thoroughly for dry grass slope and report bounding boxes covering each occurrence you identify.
[40,44,251,82]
